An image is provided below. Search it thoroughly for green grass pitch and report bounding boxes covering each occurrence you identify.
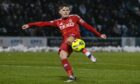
[0,52,140,84]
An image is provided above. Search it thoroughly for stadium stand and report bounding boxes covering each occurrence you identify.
[0,0,140,37]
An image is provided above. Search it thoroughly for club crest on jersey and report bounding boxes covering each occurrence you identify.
[59,19,74,30]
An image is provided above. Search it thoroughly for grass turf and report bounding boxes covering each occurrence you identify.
[0,52,140,84]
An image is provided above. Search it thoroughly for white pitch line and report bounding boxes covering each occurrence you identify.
[0,64,139,71]
[96,63,140,67]
[0,64,97,71]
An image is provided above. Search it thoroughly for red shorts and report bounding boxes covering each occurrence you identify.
[59,42,73,56]
[58,34,81,55]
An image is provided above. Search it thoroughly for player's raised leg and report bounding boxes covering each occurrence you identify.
[66,36,96,62]
[82,48,96,62]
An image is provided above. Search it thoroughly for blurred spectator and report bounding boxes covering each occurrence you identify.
[0,0,140,37]
[79,3,86,16]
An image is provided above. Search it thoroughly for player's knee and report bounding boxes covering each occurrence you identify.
[66,36,75,45]
[59,50,68,60]
[82,48,87,53]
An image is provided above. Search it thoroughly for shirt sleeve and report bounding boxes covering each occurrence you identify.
[77,15,101,37]
[28,20,57,27]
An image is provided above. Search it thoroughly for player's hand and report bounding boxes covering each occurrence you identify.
[100,34,107,39]
[22,24,29,30]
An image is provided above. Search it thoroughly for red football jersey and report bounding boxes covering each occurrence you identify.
[28,14,101,40]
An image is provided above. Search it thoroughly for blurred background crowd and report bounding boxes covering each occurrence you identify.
[0,0,140,37]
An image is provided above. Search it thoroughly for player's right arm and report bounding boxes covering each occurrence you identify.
[22,21,56,30]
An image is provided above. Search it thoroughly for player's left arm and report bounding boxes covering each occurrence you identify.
[77,15,107,39]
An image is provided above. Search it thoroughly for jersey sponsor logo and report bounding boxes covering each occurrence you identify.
[59,19,75,30]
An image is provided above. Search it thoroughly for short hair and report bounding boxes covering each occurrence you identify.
[58,3,72,11]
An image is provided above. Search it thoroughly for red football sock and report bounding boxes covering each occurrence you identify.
[61,59,74,77]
